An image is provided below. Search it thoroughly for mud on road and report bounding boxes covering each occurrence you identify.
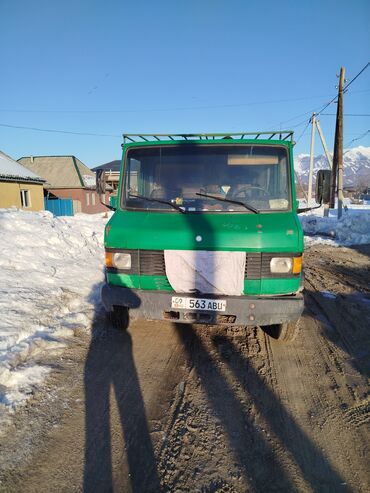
[0,244,369,492]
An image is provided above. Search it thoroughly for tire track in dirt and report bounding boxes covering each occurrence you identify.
[265,244,370,492]
[268,311,369,492]
[0,244,369,493]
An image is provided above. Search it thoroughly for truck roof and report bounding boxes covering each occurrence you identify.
[122,131,294,145]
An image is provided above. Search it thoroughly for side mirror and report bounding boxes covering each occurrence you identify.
[96,169,106,195]
[315,170,331,204]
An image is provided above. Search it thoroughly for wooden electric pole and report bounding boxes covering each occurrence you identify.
[330,67,345,212]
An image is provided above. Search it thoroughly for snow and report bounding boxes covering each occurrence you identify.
[0,201,369,426]
[299,202,370,246]
[0,150,43,181]
[82,174,96,187]
[344,145,370,160]
[320,291,337,300]
[0,208,109,425]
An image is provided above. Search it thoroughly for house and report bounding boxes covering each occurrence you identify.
[92,159,120,193]
[18,155,109,213]
[0,150,45,211]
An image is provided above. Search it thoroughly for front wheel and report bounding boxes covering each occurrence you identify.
[109,306,130,331]
[262,320,300,342]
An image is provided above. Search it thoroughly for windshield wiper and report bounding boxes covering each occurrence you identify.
[196,192,259,214]
[128,193,187,213]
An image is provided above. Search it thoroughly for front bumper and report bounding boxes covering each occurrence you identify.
[101,284,304,326]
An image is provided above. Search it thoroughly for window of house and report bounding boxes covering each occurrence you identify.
[92,193,96,205]
[86,193,90,206]
[20,189,30,208]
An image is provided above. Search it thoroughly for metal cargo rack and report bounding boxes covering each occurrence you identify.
[122,131,294,144]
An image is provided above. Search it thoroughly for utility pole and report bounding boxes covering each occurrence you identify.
[315,119,333,217]
[306,112,333,213]
[330,67,345,212]
[336,67,345,218]
[307,113,316,205]
[316,119,332,169]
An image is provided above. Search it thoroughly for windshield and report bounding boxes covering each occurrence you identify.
[123,144,291,212]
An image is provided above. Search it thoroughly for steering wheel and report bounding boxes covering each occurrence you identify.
[229,185,269,201]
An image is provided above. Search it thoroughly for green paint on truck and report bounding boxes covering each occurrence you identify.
[101,133,304,342]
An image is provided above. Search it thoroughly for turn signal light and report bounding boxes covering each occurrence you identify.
[293,255,303,274]
[105,252,113,268]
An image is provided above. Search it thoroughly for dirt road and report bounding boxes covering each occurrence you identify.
[0,244,369,492]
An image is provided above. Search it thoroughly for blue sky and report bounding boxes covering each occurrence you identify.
[1,0,369,167]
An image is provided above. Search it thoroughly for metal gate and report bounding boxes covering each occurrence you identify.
[44,198,74,216]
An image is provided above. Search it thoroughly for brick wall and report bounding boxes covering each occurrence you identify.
[48,188,110,213]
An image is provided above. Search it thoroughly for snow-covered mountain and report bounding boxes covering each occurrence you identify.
[294,146,370,189]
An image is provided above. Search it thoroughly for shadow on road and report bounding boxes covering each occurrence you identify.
[174,323,350,492]
[213,331,352,492]
[83,296,161,493]
[304,284,370,379]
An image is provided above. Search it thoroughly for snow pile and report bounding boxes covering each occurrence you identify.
[0,209,108,420]
[300,206,370,245]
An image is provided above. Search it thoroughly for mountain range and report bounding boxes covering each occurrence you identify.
[294,146,370,189]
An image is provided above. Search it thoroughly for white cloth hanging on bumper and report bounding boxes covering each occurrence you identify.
[164,250,246,296]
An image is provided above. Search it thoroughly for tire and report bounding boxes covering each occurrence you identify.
[109,306,130,330]
[263,320,300,342]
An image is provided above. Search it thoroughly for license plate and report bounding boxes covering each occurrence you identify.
[171,296,226,312]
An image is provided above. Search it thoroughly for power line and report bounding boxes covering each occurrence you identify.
[315,62,370,118]
[0,123,121,138]
[272,88,370,129]
[268,110,314,128]
[345,129,370,147]
[0,93,337,114]
[277,62,370,137]
[1,88,368,116]
[321,113,370,117]
[349,88,370,94]
[1,63,368,140]
[315,96,338,118]
[295,120,311,144]
[343,61,370,92]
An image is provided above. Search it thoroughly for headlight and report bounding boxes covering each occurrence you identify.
[270,257,293,274]
[105,252,131,269]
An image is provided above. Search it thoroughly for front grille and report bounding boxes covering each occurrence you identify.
[139,250,166,275]
[245,253,262,280]
[107,249,301,279]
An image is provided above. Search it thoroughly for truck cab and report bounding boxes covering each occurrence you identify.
[101,132,304,342]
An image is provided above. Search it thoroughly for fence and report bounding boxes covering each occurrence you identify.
[44,198,74,216]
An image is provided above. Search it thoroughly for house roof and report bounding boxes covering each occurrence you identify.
[0,151,44,183]
[18,155,96,189]
[92,160,120,172]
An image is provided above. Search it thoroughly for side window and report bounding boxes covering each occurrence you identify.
[20,189,30,208]
[92,193,96,205]
[86,193,90,206]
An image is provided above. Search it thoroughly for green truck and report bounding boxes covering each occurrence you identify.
[100,132,304,342]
